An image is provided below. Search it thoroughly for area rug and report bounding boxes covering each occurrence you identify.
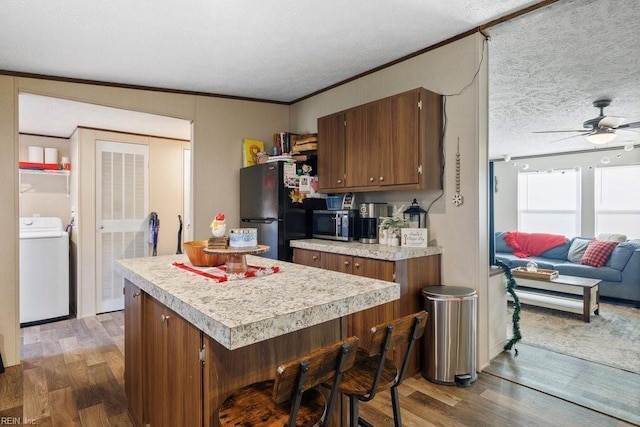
[507,302,640,374]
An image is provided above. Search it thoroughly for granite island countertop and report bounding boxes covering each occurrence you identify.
[290,239,442,261]
[115,254,399,351]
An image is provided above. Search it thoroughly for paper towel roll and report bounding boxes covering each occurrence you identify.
[28,146,44,163]
[44,147,58,164]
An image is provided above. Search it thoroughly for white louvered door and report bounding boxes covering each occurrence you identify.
[96,141,149,313]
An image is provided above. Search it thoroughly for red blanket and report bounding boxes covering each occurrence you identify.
[504,231,567,258]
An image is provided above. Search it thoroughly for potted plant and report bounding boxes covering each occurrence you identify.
[379,216,407,246]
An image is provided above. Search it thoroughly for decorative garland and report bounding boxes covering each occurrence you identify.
[495,259,522,355]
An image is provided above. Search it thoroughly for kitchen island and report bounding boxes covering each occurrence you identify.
[115,254,400,427]
[291,238,442,378]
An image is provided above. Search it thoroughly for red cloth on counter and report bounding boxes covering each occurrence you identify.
[172,262,279,282]
[504,231,567,258]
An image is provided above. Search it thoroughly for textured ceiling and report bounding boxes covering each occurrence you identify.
[487,0,640,159]
[2,0,536,102]
[4,0,639,158]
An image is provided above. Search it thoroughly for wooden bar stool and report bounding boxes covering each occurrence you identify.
[218,336,359,427]
[337,311,428,427]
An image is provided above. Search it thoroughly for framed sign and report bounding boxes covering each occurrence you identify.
[401,228,428,248]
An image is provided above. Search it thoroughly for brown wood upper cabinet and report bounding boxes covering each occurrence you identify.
[317,112,346,190]
[317,88,442,193]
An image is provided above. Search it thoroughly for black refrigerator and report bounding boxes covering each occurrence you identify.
[240,162,326,261]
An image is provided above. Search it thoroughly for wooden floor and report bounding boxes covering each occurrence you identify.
[484,343,640,426]
[0,312,634,426]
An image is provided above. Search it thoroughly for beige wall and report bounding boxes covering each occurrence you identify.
[191,96,289,237]
[0,77,289,366]
[19,134,72,221]
[0,76,19,368]
[150,136,191,255]
[290,33,492,368]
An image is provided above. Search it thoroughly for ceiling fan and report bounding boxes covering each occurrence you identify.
[535,99,640,145]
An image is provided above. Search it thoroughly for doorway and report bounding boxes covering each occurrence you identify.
[18,93,192,318]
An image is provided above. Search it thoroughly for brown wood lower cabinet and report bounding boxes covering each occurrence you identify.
[124,279,202,427]
[124,281,145,427]
[146,296,203,427]
[124,279,345,427]
[293,248,441,376]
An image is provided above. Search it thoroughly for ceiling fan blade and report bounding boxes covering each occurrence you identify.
[533,130,587,134]
[616,121,640,129]
[598,116,625,128]
[548,133,589,143]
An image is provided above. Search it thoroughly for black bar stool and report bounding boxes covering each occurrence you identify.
[336,311,428,427]
[218,336,359,427]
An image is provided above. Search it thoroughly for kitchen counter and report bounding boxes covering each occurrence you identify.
[290,238,442,261]
[115,254,399,350]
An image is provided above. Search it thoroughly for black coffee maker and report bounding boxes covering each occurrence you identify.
[358,203,388,243]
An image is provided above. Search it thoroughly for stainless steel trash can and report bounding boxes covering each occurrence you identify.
[422,285,477,386]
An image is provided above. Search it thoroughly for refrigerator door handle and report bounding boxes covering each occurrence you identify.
[242,218,279,224]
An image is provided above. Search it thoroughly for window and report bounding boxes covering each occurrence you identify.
[594,165,640,239]
[517,169,580,236]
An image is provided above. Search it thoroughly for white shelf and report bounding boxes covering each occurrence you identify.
[508,290,583,315]
[19,169,71,197]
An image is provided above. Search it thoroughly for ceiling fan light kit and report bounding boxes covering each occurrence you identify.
[585,128,617,145]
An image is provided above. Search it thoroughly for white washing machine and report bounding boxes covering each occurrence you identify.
[19,217,70,324]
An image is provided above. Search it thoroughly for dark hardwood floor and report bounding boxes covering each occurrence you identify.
[0,312,634,426]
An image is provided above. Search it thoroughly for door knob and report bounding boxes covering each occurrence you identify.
[133,291,141,298]
[379,176,384,182]
[369,177,374,182]
[354,263,360,268]
[161,314,171,323]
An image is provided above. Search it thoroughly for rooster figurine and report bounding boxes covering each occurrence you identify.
[210,212,227,237]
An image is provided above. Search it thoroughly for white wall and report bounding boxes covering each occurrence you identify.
[493,148,640,236]
[290,33,493,368]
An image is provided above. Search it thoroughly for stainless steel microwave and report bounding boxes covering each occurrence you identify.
[312,210,360,241]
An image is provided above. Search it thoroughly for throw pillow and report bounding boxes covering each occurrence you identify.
[495,231,512,253]
[567,238,591,263]
[606,242,635,270]
[581,240,619,268]
[596,233,627,243]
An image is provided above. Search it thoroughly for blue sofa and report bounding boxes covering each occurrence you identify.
[494,232,640,304]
